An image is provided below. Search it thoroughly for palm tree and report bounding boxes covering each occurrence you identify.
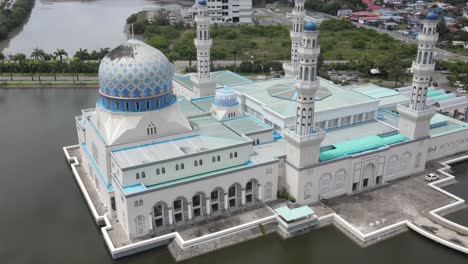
[50,59,59,81]
[5,61,14,81]
[74,48,89,62]
[12,53,26,76]
[31,48,46,81]
[54,49,68,73]
[31,48,45,60]
[0,52,4,76]
[98,48,110,59]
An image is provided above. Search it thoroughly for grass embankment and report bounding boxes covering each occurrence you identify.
[142,19,416,62]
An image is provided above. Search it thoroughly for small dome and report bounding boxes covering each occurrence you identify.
[98,38,174,112]
[426,11,438,20]
[198,0,207,6]
[304,21,317,32]
[213,87,239,108]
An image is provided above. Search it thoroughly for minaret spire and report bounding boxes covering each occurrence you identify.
[397,11,438,140]
[284,22,325,169]
[283,0,305,77]
[190,0,216,98]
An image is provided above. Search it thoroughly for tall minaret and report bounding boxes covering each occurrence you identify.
[283,0,305,77]
[190,0,216,98]
[397,11,438,140]
[284,22,325,169]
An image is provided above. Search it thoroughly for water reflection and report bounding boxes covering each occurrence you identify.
[0,0,191,56]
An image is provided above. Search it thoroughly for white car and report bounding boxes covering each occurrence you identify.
[456,88,466,93]
[425,173,439,182]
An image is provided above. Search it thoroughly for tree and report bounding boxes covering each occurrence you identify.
[54,49,68,73]
[31,48,45,60]
[180,45,196,67]
[74,48,89,62]
[4,60,14,81]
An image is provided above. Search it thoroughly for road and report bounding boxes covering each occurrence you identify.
[352,22,468,62]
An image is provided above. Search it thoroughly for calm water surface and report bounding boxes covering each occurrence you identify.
[0,87,468,264]
[0,0,190,56]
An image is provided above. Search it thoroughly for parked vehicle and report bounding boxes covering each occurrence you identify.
[456,88,466,93]
[425,173,439,182]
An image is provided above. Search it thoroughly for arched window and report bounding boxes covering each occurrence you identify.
[230,153,233,159]
[176,164,179,171]
[156,168,160,175]
[234,152,238,158]
[199,159,203,165]
[417,51,422,63]
[141,172,146,178]
[136,173,140,179]
[312,39,316,48]
[212,156,216,162]
[181,163,184,170]
[146,101,150,110]
[423,52,428,64]
[428,52,433,64]
[194,160,198,166]
[428,28,432,34]
[161,167,165,174]
[299,66,303,79]
[304,67,309,81]
[217,155,220,161]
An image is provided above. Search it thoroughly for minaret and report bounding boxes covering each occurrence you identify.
[284,22,325,169]
[283,0,305,77]
[397,11,438,140]
[190,0,216,98]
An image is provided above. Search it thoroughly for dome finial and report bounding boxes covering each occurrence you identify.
[304,21,317,32]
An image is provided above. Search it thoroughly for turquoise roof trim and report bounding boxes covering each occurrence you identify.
[427,90,444,98]
[275,206,314,222]
[320,134,408,162]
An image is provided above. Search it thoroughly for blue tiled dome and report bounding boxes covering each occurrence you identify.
[198,0,207,6]
[98,38,174,112]
[213,87,239,108]
[426,11,438,20]
[304,21,317,32]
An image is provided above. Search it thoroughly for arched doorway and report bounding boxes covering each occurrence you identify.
[245,179,259,204]
[173,196,188,224]
[210,187,224,213]
[152,201,169,229]
[228,183,242,209]
[192,192,207,219]
[362,163,375,189]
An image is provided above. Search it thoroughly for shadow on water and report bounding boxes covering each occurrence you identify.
[0,87,467,264]
[444,162,468,226]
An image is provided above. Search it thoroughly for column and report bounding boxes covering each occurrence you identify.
[224,192,229,210]
[206,199,211,215]
[258,184,263,201]
[465,107,468,122]
[241,188,246,206]
[187,202,193,220]
[148,214,153,231]
[168,208,173,225]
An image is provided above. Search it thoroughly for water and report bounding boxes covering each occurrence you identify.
[0,87,467,264]
[0,0,190,56]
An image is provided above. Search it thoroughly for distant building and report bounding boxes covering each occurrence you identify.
[203,0,252,23]
[337,9,353,18]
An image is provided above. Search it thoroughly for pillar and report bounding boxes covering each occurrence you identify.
[241,188,246,205]
[224,192,229,210]
[206,199,211,215]
[258,184,263,201]
[465,107,468,122]
[168,208,173,225]
[187,203,193,220]
[148,214,153,231]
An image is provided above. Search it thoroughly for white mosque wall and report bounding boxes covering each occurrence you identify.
[118,161,278,239]
[116,143,254,187]
[426,129,468,160]
[288,140,429,204]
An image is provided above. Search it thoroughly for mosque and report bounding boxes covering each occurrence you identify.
[73,0,468,241]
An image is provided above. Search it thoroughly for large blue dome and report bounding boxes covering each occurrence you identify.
[426,11,438,20]
[304,21,317,32]
[98,38,174,112]
[198,0,207,6]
